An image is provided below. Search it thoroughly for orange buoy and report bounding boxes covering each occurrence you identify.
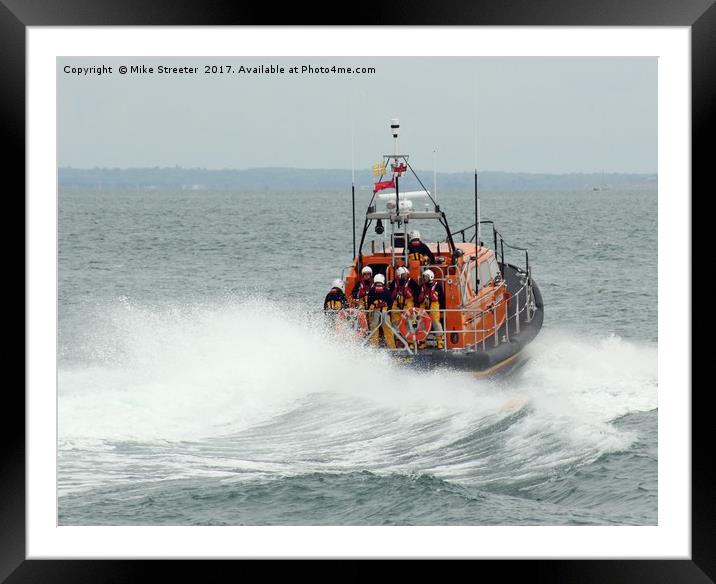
[399,307,432,342]
[335,308,369,338]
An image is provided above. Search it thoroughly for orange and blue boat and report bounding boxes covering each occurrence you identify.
[331,119,544,376]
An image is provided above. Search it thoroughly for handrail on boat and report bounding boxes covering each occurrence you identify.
[452,220,531,277]
[325,273,535,355]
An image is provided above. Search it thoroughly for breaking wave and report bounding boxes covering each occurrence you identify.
[58,297,657,495]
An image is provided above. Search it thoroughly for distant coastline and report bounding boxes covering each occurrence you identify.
[58,167,657,192]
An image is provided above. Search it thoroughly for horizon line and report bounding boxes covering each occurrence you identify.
[58,166,658,176]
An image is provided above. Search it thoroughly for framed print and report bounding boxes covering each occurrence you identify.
[8,0,712,580]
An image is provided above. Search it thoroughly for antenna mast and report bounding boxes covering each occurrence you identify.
[351,100,356,259]
[474,91,481,291]
[391,118,400,214]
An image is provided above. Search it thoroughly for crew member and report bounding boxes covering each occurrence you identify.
[350,266,373,310]
[389,266,420,347]
[417,269,445,349]
[366,274,396,349]
[407,230,435,265]
[324,279,349,312]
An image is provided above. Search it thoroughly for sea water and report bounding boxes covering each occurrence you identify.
[57,188,657,525]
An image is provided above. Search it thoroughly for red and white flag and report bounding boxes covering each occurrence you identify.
[373,180,395,192]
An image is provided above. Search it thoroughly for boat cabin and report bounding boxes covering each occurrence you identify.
[340,177,518,352]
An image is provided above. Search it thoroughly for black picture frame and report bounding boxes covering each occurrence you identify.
[8,0,710,581]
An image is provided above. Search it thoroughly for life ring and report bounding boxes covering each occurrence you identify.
[399,307,432,342]
[335,308,369,338]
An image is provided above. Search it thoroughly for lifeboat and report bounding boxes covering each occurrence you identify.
[329,119,544,376]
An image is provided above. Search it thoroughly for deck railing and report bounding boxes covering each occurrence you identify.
[327,270,535,356]
[453,220,530,278]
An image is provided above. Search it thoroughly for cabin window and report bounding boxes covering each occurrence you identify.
[488,256,500,280]
[464,265,476,302]
[478,261,492,289]
[465,261,493,293]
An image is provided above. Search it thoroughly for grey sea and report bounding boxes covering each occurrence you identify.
[58,187,657,526]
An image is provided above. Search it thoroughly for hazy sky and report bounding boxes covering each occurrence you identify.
[58,57,656,174]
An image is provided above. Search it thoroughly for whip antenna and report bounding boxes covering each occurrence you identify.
[433,148,438,205]
[474,84,481,291]
[351,96,356,259]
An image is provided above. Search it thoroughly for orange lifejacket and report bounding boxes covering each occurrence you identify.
[390,279,416,310]
[351,280,372,308]
[418,281,441,307]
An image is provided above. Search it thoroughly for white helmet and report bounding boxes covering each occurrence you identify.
[331,279,344,292]
[374,274,386,285]
[396,266,409,278]
[409,230,421,241]
[361,266,373,276]
[422,269,435,282]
